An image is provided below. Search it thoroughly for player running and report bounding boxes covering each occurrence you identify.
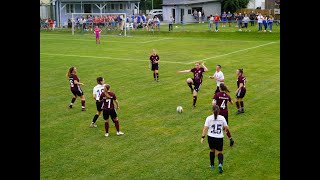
[99,84,124,137]
[235,68,247,114]
[66,66,86,111]
[177,62,208,107]
[94,26,102,44]
[212,83,234,146]
[149,49,160,81]
[90,77,105,128]
[201,104,231,173]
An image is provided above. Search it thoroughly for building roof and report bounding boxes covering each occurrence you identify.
[162,0,220,6]
[59,0,140,2]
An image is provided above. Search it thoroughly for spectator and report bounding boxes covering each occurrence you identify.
[257,12,263,32]
[262,15,268,32]
[227,11,232,27]
[268,15,274,32]
[168,16,174,31]
[236,13,243,31]
[198,10,202,23]
[249,11,256,26]
[214,13,221,32]
[201,10,205,23]
[221,11,227,27]
[243,14,250,32]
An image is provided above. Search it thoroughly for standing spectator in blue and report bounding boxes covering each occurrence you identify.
[137,14,141,25]
[227,11,232,27]
[267,15,274,32]
[236,13,243,31]
[221,11,227,27]
[131,14,134,23]
[257,12,263,32]
[262,15,268,32]
[142,13,146,24]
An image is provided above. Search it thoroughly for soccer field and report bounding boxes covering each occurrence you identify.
[40,26,280,179]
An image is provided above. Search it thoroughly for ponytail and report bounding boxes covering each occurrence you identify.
[104,84,111,98]
[66,67,74,78]
[212,104,220,120]
[219,83,230,93]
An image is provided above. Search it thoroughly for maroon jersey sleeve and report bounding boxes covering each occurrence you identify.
[191,68,195,72]
[113,93,117,101]
[99,92,105,101]
[149,55,152,61]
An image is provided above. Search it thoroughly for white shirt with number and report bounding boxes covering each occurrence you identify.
[93,84,105,100]
[213,71,224,87]
[204,114,228,138]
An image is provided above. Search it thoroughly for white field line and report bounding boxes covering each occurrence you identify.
[40,53,188,64]
[40,37,172,44]
[189,42,277,64]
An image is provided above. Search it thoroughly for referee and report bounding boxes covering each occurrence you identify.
[209,64,224,94]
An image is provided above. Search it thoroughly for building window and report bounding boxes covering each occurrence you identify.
[188,9,192,14]
[127,3,130,9]
[66,4,74,13]
[111,4,114,10]
[120,4,123,10]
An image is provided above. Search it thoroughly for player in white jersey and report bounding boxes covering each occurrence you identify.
[90,77,105,128]
[201,104,230,174]
[209,64,224,94]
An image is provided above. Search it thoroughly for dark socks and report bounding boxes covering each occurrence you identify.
[114,120,120,132]
[193,96,197,106]
[105,121,109,133]
[210,151,215,166]
[92,114,99,124]
[218,153,223,165]
[236,102,240,109]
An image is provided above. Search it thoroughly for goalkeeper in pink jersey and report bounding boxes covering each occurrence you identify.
[94,26,102,44]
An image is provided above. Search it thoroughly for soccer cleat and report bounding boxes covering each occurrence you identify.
[105,133,109,137]
[210,165,214,169]
[236,110,242,115]
[90,123,97,128]
[116,131,124,136]
[69,105,72,109]
[218,164,223,174]
[82,108,87,111]
[230,138,234,146]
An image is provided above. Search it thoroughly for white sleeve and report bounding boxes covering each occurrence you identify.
[220,72,224,80]
[204,117,210,127]
[92,87,96,95]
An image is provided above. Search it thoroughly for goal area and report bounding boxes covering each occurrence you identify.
[71,13,127,36]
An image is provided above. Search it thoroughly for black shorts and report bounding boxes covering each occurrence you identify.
[192,78,201,92]
[236,88,246,98]
[96,101,103,111]
[207,136,223,151]
[103,109,118,120]
[151,64,159,71]
[71,90,83,97]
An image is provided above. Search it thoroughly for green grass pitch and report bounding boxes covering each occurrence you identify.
[40,23,280,179]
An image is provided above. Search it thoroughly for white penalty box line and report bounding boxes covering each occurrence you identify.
[40,53,188,64]
[188,42,278,64]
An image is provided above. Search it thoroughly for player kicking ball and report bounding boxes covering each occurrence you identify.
[177,62,208,107]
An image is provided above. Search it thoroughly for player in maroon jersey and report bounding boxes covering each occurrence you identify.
[149,49,160,81]
[235,68,246,114]
[213,83,234,146]
[99,84,124,137]
[94,26,102,44]
[177,62,208,107]
[66,66,86,111]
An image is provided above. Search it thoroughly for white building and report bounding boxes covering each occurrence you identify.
[247,0,265,9]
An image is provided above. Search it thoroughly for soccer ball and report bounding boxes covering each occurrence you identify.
[175,26,178,28]
[176,106,183,113]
